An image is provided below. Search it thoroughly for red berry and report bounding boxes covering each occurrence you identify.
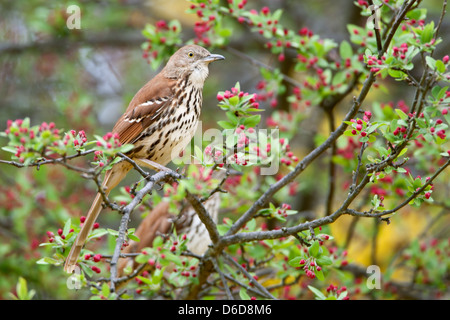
[91,266,101,273]
[93,254,102,262]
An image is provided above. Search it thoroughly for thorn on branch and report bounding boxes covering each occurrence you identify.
[380,217,391,225]
[292,232,310,247]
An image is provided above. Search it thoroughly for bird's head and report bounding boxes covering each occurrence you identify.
[163,45,225,86]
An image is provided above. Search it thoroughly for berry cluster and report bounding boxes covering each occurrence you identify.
[141,19,182,69]
[366,54,387,73]
[187,1,232,47]
[326,284,349,300]
[93,132,125,167]
[298,257,321,280]
[96,132,121,149]
[2,119,62,163]
[392,43,410,60]
[430,119,447,140]
[132,234,199,293]
[84,253,103,274]
[65,129,87,149]
[46,227,74,243]
[276,203,293,219]
[279,138,298,166]
[347,110,373,139]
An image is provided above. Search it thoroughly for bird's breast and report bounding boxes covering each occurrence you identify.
[131,86,202,166]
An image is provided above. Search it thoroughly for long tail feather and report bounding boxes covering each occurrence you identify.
[64,166,128,273]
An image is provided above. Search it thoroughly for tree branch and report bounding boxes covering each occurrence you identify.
[109,169,182,292]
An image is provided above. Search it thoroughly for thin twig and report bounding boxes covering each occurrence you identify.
[367,0,383,55]
[0,149,95,174]
[109,170,182,292]
[211,256,234,300]
[223,253,277,300]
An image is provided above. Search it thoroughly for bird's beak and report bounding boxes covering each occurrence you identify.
[203,54,225,63]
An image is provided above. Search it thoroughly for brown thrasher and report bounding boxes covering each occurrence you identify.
[64,45,224,273]
[117,184,222,278]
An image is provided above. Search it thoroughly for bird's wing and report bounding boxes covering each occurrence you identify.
[112,74,178,145]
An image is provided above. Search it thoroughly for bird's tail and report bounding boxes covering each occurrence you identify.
[64,166,128,273]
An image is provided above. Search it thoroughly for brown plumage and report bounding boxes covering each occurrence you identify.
[64,45,224,273]
[117,180,222,279]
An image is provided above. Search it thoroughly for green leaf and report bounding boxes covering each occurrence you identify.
[229,95,239,106]
[431,85,448,100]
[315,269,325,281]
[152,266,165,284]
[435,60,445,73]
[15,277,35,300]
[119,144,134,153]
[308,240,320,257]
[152,236,164,248]
[218,28,232,38]
[217,224,230,236]
[17,277,28,300]
[194,145,203,162]
[101,283,110,298]
[388,68,404,79]
[421,21,434,43]
[63,218,72,236]
[344,129,356,136]
[128,233,140,242]
[137,275,153,285]
[339,40,353,59]
[396,148,408,159]
[288,256,303,267]
[395,108,408,121]
[308,285,326,300]
[162,252,182,266]
[239,288,251,300]
[338,290,348,300]
[217,121,236,129]
[225,111,239,125]
[2,146,17,154]
[36,257,60,265]
[332,71,347,86]
[406,8,427,21]
[425,56,436,70]
[316,256,333,266]
[243,115,261,128]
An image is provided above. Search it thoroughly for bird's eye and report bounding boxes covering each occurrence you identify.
[187,51,194,58]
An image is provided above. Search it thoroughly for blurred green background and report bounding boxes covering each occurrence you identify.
[0,0,448,299]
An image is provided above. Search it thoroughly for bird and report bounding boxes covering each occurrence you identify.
[116,185,222,279]
[64,45,225,273]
